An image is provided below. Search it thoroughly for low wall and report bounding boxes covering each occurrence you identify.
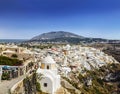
[10,79,24,94]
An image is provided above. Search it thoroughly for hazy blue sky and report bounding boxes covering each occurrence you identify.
[0,0,120,39]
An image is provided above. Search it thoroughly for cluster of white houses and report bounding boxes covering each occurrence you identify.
[0,44,119,94]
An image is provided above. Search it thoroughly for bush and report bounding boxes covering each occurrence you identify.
[36,82,41,92]
[97,78,103,86]
[2,72,10,80]
[0,56,23,66]
[11,54,18,58]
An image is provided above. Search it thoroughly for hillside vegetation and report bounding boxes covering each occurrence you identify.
[0,56,23,66]
[62,63,120,94]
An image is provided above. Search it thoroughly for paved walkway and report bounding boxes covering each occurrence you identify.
[0,75,26,94]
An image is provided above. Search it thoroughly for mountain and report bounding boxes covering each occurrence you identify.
[31,31,84,40]
[29,31,120,44]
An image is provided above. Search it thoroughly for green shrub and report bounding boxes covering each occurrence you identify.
[36,82,41,92]
[97,78,103,86]
[0,56,23,66]
[2,72,10,80]
[11,54,18,58]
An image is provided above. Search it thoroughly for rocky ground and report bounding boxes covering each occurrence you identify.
[61,63,120,94]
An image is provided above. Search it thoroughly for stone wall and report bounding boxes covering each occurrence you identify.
[10,79,24,94]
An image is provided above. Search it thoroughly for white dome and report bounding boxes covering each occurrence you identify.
[42,56,55,64]
[65,44,71,50]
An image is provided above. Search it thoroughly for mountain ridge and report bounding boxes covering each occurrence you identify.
[29,31,120,44]
[31,31,84,40]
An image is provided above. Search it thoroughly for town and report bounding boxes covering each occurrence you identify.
[1,0,120,94]
[0,42,119,94]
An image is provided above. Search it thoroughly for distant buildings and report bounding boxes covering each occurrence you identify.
[2,45,34,60]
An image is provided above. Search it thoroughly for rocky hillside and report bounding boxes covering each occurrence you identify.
[62,63,120,94]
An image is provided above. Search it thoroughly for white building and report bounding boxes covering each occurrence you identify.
[36,56,61,94]
[0,66,2,82]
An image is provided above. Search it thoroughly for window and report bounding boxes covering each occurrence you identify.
[47,65,49,69]
[15,49,17,52]
[44,83,47,87]
[3,53,6,54]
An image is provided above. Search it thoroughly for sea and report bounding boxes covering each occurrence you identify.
[0,39,28,43]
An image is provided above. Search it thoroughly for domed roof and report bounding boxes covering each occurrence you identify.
[64,44,71,50]
[42,56,55,64]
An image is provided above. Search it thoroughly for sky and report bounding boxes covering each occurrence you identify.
[0,0,120,39]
